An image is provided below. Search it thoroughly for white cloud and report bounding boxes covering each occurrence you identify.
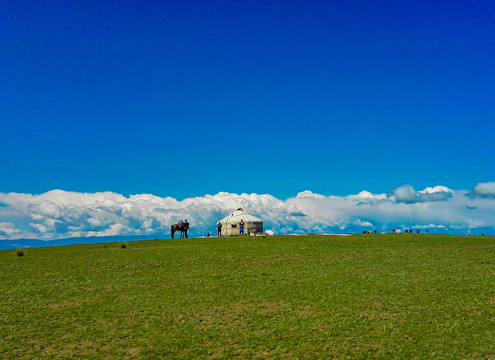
[389,184,453,203]
[0,184,495,240]
[473,182,495,197]
[353,219,374,227]
[0,222,21,238]
[420,186,453,194]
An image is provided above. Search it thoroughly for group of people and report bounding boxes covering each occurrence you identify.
[176,218,248,238]
[216,218,245,237]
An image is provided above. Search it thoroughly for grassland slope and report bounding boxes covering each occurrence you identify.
[1,234,494,359]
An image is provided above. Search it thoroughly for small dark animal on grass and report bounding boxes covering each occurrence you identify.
[171,222,189,239]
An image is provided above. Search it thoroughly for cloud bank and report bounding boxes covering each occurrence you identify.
[1,183,495,241]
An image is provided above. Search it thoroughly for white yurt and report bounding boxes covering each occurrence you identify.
[219,208,263,236]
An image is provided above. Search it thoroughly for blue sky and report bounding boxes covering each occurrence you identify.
[1,1,495,240]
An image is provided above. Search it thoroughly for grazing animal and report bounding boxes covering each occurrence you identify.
[171,222,189,239]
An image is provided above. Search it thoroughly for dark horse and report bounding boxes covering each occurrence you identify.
[171,222,189,239]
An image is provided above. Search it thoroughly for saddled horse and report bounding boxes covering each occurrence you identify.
[171,222,189,239]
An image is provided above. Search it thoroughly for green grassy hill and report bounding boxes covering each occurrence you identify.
[1,234,494,359]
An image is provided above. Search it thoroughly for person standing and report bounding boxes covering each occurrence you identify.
[183,219,189,238]
[217,221,222,237]
[239,219,245,236]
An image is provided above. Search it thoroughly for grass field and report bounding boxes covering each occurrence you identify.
[1,234,495,359]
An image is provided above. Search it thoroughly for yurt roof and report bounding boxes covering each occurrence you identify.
[220,208,262,223]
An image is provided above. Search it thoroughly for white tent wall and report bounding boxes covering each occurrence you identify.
[221,220,263,236]
[219,209,263,236]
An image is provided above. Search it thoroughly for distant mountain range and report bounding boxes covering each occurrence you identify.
[0,235,164,250]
